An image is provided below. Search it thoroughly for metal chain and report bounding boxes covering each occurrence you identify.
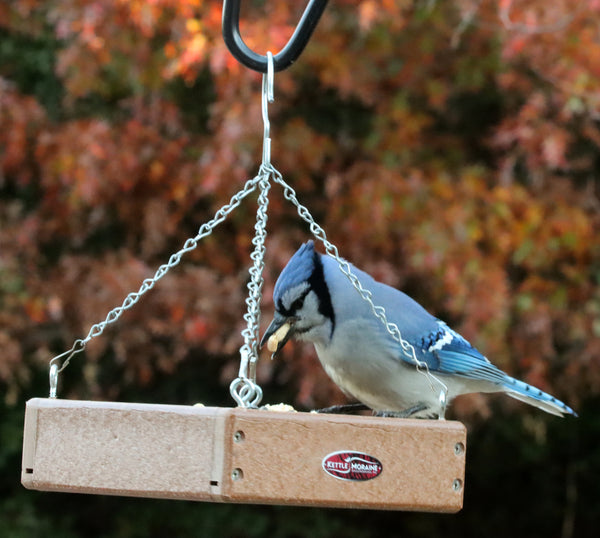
[48,174,260,397]
[229,52,275,407]
[48,51,277,406]
[270,170,449,410]
[230,165,272,407]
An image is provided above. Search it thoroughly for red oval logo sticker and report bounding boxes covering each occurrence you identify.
[322,451,383,481]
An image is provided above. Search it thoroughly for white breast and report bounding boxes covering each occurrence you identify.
[313,319,453,415]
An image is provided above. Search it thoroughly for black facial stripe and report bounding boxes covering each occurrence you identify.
[308,251,335,335]
[277,288,310,318]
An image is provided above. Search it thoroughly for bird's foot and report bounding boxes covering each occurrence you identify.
[313,403,370,415]
[374,403,435,419]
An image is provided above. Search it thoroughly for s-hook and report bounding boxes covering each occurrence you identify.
[222,0,329,73]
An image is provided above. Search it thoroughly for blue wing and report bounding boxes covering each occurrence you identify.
[414,322,508,386]
[413,321,577,416]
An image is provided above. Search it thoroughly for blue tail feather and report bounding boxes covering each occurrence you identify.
[503,376,577,417]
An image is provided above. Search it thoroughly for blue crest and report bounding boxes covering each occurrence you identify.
[273,241,316,302]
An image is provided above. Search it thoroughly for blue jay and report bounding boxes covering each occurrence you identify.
[260,241,576,419]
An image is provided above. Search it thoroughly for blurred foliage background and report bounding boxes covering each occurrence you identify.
[1,0,599,536]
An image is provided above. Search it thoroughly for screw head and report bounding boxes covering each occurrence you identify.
[232,468,244,481]
[452,478,463,492]
[234,430,245,443]
[454,442,465,456]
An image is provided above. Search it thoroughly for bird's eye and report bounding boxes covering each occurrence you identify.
[290,296,305,312]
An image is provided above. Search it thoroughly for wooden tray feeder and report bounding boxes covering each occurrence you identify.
[21,1,467,513]
[22,399,466,512]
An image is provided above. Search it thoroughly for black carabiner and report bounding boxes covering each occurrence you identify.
[222,0,329,73]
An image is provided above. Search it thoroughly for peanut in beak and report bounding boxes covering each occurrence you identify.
[267,322,291,353]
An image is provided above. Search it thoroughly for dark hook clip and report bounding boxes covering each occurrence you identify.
[222,0,329,73]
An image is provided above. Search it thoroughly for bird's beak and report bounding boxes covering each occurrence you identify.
[260,312,294,354]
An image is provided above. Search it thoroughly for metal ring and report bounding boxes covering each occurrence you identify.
[230,377,263,408]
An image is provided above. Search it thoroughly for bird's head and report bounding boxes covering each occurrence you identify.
[260,241,335,354]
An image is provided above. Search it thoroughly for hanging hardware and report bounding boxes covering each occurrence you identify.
[46,3,448,412]
[45,49,448,409]
[229,52,275,408]
[222,0,329,73]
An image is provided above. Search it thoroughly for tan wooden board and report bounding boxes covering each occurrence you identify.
[22,398,466,512]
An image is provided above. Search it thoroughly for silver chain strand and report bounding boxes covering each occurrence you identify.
[48,175,260,397]
[230,165,272,407]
